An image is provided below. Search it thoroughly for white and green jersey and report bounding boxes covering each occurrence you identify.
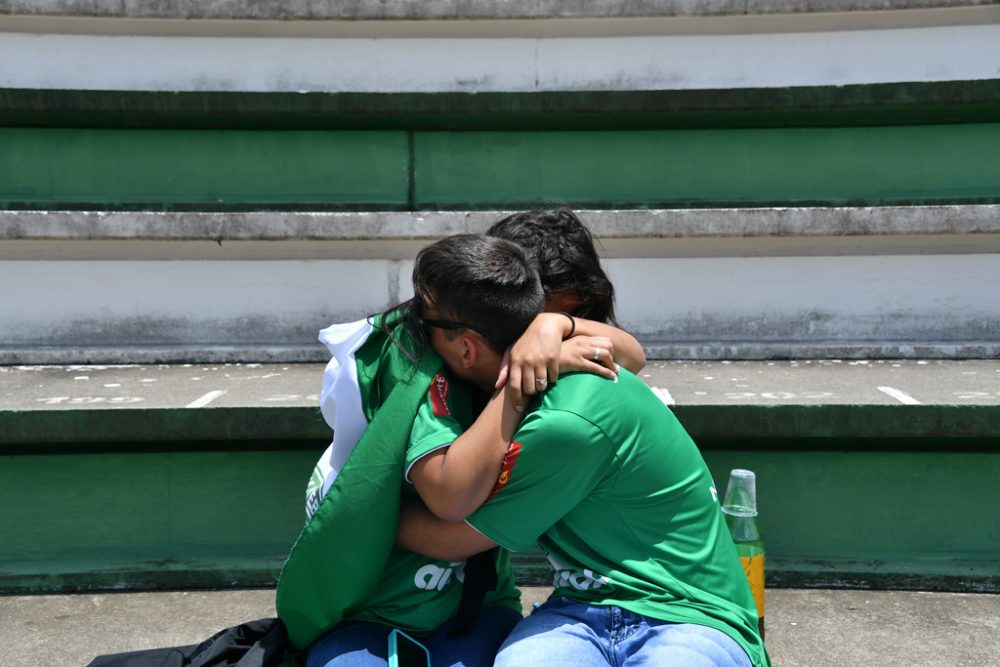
[307,318,376,518]
[352,369,520,632]
[466,370,769,667]
[310,319,520,634]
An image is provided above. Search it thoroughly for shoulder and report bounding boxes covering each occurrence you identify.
[541,369,646,410]
[517,399,612,452]
[426,370,452,416]
[525,369,668,440]
[417,369,482,426]
[425,369,476,412]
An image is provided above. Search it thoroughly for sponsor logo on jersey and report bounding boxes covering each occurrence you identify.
[547,554,612,592]
[486,441,522,501]
[305,466,324,517]
[429,372,451,417]
[414,561,465,591]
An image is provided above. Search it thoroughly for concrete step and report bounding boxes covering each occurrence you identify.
[4,358,1000,420]
[2,587,998,667]
[3,207,999,363]
[2,360,999,595]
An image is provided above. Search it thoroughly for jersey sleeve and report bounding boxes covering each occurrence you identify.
[403,372,466,482]
[465,408,615,552]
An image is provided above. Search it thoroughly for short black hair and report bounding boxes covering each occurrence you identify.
[411,234,544,353]
[487,207,617,324]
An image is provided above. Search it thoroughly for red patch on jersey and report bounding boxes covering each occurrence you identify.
[487,441,522,501]
[429,372,451,417]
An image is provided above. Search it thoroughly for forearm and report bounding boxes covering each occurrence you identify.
[397,497,498,561]
[411,388,520,522]
[571,317,646,373]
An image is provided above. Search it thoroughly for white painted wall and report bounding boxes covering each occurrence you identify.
[2,19,999,92]
[3,252,997,361]
[2,260,400,351]
[609,255,1000,343]
[3,209,998,361]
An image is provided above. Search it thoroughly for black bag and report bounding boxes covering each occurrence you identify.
[85,617,295,667]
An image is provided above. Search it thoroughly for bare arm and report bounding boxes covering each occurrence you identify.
[498,313,645,411]
[410,315,644,523]
[397,496,498,561]
[409,385,521,522]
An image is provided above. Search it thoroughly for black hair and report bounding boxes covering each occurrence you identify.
[486,207,617,325]
[409,234,544,354]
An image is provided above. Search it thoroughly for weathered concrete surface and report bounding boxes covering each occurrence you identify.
[0,362,323,411]
[1,588,997,667]
[3,0,997,98]
[3,252,998,363]
[3,360,999,412]
[4,206,999,243]
[0,0,995,21]
[2,211,998,365]
[4,13,997,93]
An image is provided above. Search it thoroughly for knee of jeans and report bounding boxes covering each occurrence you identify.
[306,622,391,667]
[495,620,610,667]
[649,624,751,667]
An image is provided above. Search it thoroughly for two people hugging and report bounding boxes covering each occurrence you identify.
[287,209,769,667]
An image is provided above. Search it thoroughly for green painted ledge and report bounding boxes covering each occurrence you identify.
[0,407,330,450]
[2,403,999,594]
[411,124,1000,210]
[2,122,999,210]
[3,80,1000,130]
[4,404,1000,450]
[0,128,411,209]
[4,81,999,211]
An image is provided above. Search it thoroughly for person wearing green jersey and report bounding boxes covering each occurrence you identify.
[301,238,544,667]
[399,234,771,667]
[303,216,642,667]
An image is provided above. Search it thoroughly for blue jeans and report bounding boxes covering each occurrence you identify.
[494,597,752,667]
[306,605,522,667]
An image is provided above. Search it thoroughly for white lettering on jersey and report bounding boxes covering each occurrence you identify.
[547,554,611,592]
[305,466,326,517]
[710,483,719,504]
[414,561,466,591]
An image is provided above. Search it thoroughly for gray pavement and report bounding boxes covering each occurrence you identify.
[1,587,998,667]
[4,359,1000,412]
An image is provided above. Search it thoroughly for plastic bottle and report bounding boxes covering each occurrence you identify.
[722,468,766,641]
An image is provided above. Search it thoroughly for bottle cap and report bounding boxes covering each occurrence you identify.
[722,468,757,517]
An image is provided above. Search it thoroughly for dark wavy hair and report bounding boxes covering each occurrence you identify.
[486,208,617,325]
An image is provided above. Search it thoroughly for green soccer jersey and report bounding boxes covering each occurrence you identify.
[349,370,521,633]
[466,370,769,667]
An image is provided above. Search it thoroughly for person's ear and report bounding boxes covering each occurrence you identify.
[460,332,481,369]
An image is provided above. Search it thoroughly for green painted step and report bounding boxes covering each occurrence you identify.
[3,81,1000,130]
[4,405,1000,449]
[0,128,410,209]
[3,361,999,594]
[412,124,1000,209]
[2,407,999,594]
[1,123,999,209]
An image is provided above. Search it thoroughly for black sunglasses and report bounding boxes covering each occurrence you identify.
[418,316,489,337]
